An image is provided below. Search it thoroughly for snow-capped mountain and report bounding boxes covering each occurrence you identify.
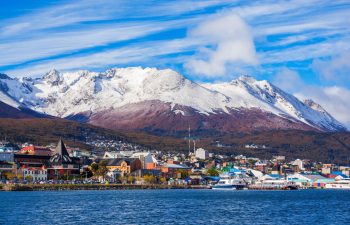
[0,67,346,133]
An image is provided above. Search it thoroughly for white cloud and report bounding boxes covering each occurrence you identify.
[272,67,350,128]
[295,86,350,128]
[312,51,350,84]
[272,67,305,93]
[4,39,195,77]
[0,19,194,67]
[185,12,258,77]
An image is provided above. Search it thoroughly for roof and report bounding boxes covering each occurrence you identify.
[332,171,348,177]
[302,174,326,181]
[106,158,139,166]
[229,168,242,173]
[49,139,73,165]
[163,163,191,169]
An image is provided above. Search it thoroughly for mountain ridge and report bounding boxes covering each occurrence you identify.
[0,67,347,133]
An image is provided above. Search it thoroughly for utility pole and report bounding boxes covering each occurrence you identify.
[193,140,196,153]
[188,125,191,156]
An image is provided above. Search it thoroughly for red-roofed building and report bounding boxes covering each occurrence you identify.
[20,146,52,156]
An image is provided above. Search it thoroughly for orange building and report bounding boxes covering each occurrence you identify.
[106,158,142,175]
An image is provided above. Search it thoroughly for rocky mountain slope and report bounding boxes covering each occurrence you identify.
[0,68,347,134]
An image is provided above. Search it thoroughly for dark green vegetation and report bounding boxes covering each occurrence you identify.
[0,118,350,164]
[0,118,188,151]
[0,118,124,150]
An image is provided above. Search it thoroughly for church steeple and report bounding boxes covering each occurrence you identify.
[50,139,72,165]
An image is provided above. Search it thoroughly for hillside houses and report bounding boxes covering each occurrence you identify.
[0,137,349,189]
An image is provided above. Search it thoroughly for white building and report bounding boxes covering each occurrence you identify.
[22,168,47,181]
[195,148,209,160]
[103,151,135,159]
[131,152,158,168]
[292,159,304,171]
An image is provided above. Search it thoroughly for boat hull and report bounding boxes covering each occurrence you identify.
[212,184,246,190]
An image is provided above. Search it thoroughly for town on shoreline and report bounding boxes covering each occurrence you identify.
[1,138,350,191]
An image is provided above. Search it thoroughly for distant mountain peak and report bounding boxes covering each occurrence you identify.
[237,75,258,83]
[304,99,326,113]
[0,73,11,80]
[0,67,347,132]
[43,69,61,85]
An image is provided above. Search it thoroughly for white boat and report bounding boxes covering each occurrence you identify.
[325,179,350,189]
[212,173,247,190]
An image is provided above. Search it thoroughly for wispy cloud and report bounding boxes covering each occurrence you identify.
[1,0,350,83]
[185,12,258,77]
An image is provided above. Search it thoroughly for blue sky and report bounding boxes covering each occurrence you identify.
[1,0,350,125]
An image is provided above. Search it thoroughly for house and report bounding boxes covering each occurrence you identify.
[0,161,15,180]
[47,139,81,179]
[131,152,158,169]
[21,166,47,182]
[271,164,283,175]
[161,163,191,178]
[254,161,268,173]
[321,164,332,175]
[105,158,142,176]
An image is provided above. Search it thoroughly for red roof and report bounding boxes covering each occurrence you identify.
[20,146,52,156]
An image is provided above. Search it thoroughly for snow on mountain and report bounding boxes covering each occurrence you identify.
[203,76,345,131]
[0,67,346,132]
[0,73,21,108]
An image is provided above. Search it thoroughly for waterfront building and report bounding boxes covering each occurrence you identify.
[105,158,142,176]
[14,153,50,170]
[287,173,326,187]
[21,166,47,181]
[47,139,81,179]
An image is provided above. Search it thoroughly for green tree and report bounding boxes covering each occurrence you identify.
[206,167,219,176]
[160,177,167,184]
[127,175,134,184]
[25,175,33,182]
[143,175,156,184]
[177,169,189,179]
[90,161,108,180]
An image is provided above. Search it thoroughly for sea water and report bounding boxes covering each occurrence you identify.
[1,189,349,224]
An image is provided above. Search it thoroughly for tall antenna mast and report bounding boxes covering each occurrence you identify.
[188,125,191,155]
[193,140,196,153]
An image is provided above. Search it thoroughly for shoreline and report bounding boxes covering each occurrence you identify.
[1,184,212,191]
[1,184,330,191]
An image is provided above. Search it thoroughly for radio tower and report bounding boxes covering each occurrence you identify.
[188,125,191,156]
